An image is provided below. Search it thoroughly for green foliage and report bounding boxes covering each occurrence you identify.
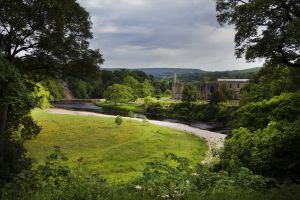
[1,148,107,200]
[182,83,199,103]
[0,55,40,184]
[216,1,300,67]
[143,96,158,109]
[218,64,300,183]
[219,83,233,101]
[104,84,133,105]
[66,72,103,99]
[219,120,300,181]
[240,65,300,104]
[41,79,64,100]
[128,111,134,118]
[138,80,154,98]
[99,69,161,99]
[210,91,225,104]
[134,154,270,199]
[0,0,103,185]
[0,148,299,200]
[167,103,225,122]
[123,75,139,100]
[145,102,168,119]
[123,75,139,88]
[152,79,170,99]
[36,146,70,186]
[193,166,269,193]
[134,153,193,198]
[33,83,51,109]
[232,92,300,131]
[0,0,103,79]
[115,115,123,126]
[68,78,92,99]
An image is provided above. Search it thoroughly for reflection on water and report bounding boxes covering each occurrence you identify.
[53,102,229,133]
[190,122,214,130]
[53,103,146,119]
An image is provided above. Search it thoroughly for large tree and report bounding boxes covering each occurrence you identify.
[0,0,103,182]
[216,0,300,67]
[182,83,199,103]
[104,84,133,105]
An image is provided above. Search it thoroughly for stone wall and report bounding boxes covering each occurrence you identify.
[171,75,249,100]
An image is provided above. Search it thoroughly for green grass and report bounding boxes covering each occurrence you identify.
[26,110,208,183]
[95,101,144,113]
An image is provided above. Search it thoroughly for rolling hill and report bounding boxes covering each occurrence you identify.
[103,67,261,81]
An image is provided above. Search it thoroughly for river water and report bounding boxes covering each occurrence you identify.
[53,102,230,134]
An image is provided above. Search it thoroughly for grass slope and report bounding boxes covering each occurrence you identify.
[26,110,208,182]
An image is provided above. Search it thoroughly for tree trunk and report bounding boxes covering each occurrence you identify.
[0,104,8,163]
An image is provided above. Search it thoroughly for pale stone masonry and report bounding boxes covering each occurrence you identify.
[171,74,249,100]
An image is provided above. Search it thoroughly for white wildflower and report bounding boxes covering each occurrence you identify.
[135,185,142,190]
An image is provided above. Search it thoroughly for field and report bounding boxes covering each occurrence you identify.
[26,110,208,182]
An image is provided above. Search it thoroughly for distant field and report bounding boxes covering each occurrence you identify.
[26,110,208,182]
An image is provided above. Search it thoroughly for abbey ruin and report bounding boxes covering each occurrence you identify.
[171,74,249,100]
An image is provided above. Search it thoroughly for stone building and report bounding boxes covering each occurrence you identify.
[171,74,184,99]
[171,74,249,100]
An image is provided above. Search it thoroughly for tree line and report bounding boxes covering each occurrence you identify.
[42,69,171,101]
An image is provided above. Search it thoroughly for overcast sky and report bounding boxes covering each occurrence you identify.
[78,0,263,71]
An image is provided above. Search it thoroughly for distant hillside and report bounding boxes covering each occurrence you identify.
[136,68,207,78]
[103,67,261,81]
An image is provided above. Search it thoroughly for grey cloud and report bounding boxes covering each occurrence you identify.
[78,0,263,70]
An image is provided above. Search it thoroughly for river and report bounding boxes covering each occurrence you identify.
[53,102,230,134]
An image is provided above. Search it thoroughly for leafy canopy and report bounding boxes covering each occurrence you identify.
[0,55,40,183]
[0,0,103,79]
[104,84,133,105]
[216,0,300,67]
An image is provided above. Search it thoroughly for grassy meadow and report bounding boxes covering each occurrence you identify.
[26,110,208,182]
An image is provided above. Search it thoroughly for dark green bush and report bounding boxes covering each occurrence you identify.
[219,120,300,181]
[232,92,300,131]
[145,102,167,119]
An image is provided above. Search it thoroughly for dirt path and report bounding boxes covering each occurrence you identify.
[46,108,226,151]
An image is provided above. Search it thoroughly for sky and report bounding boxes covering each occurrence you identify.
[78,0,263,71]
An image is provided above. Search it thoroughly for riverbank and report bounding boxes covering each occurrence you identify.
[46,108,226,149]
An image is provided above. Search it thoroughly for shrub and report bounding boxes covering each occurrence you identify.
[143,96,158,109]
[232,92,300,131]
[34,83,51,109]
[115,115,123,127]
[145,102,167,119]
[128,111,134,118]
[182,83,199,103]
[218,120,300,181]
[133,153,193,199]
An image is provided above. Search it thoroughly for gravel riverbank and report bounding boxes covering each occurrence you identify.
[46,108,226,149]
